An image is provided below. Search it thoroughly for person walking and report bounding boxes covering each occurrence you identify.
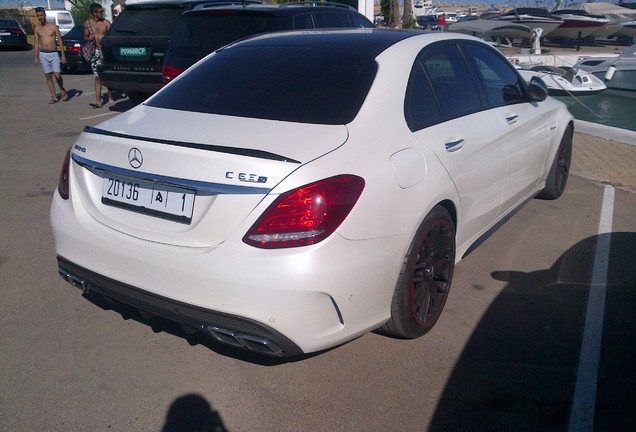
[437,14,447,32]
[85,3,111,108]
[34,7,68,104]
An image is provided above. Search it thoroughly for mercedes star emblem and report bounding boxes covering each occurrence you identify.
[128,147,143,169]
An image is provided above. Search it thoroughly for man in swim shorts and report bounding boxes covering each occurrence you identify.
[34,7,67,103]
[85,3,111,108]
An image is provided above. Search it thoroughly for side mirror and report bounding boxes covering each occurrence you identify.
[527,76,548,102]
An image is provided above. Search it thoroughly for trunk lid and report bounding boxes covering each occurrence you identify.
[70,105,349,247]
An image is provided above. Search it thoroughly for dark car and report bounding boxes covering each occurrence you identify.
[415,15,439,31]
[162,2,374,84]
[59,25,91,73]
[97,0,226,103]
[0,18,28,50]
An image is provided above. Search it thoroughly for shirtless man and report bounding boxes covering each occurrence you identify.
[85,3,111,108]
[34,7,67,103]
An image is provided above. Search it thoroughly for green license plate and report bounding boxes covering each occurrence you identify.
[119,47,147,57]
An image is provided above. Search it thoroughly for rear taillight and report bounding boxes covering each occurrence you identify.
[57,148,71,200]
[162,64,184,84]
[68,43,81,53]
[243,175,365,249]
[10,29,25,36]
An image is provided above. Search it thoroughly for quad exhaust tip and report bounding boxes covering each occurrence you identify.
[205,326,283,356]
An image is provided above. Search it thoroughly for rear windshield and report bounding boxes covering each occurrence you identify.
[0,19,20,28]
[148,45,377,125]
[109,6,188,37]
[63,25,84,39]
[169,13,280,60]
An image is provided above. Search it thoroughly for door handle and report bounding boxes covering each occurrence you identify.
[445,138,464,152]
[506,114,519,124]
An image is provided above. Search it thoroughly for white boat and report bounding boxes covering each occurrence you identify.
[616,19,636,38]
[516,65,607,96]
[568,2,636,38]
[479,7,503,20]
[444,12,467,24]
[448,19,532,40]
[575,43,636,93]
[413,0,441,18]
[549,9,609,40]
[496,8,564,37]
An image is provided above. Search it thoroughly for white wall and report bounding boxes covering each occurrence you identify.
[359,0,375,21]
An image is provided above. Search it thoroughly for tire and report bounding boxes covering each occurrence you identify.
[380,205,456,339]
[536,126,572,200]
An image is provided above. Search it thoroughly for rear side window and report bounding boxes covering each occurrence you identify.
[464,44,527,107]
[109,7,187,37]
[148,45,378,125]
[314,12,355,28]
[405,62,442,131]
[423,45,482,117]
[405,44,483,131]
[169,13,280,59]
[292,12,373,29]
[57,12,73,25]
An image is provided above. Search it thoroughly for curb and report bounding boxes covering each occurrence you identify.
[575,120,636,146]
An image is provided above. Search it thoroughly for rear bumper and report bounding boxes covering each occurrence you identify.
[57,256,301,356]
[0,39,28,49]
[97,67,164,93]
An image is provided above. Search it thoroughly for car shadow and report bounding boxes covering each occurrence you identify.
[428,232,636,431]
[62,89,83,101]
[104,91,140,112]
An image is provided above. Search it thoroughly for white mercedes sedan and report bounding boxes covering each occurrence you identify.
[51,29,573,357]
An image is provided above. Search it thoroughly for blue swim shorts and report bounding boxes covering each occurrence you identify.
[39,51,61,74]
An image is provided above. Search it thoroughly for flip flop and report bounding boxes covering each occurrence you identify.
[48,97,58,104]
[89,102,102,108]
[61,92,69,102]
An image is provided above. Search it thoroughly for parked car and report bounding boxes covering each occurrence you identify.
[51,29,573,358]
[416,15,439,31]
[0,18,28,50]
[97,0,225,103]
[162,2,374,84]
[42,9,75,36]
[59,25,91,73]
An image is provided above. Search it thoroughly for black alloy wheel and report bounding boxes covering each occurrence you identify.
[537,126,573,200]
[381,205,456,339]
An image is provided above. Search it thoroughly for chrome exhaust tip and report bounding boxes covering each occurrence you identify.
[205,326,283,356]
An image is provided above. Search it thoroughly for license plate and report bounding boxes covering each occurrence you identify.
[119,46,147,57]
[101,174,195,223]
[0,32,10,36]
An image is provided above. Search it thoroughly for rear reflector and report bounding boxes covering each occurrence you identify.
[57,147,71,200]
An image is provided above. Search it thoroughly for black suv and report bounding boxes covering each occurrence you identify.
[98,0,225,102]
[162,1,374,84]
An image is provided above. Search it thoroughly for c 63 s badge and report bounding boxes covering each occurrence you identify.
[225,171,268,184]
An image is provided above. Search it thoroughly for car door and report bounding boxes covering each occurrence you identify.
[462,42,551,215]
[406,42,507,247]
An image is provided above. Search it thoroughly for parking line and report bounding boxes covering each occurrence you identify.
[568,185,615,432]
[80,112,118,121]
